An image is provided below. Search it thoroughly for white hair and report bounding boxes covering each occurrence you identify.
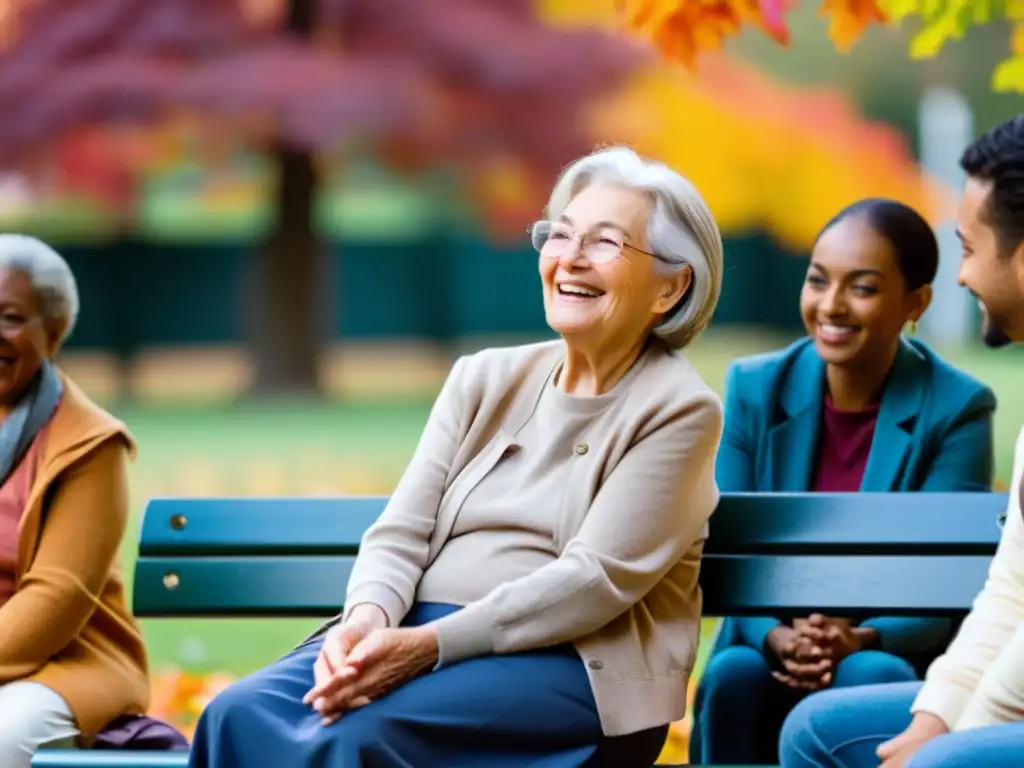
[545,146,723,349]
[0,234,79,347]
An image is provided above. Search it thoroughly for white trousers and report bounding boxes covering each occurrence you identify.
[0,681,78,768]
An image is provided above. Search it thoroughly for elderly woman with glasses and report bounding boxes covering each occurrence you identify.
[190,146,726,768]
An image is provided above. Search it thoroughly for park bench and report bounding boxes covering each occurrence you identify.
[33,491,1006,768]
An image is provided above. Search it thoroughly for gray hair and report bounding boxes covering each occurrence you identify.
[0,234,79,347]
[546,146,723,349]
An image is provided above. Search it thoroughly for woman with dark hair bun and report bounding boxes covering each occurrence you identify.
[689,198,996,766]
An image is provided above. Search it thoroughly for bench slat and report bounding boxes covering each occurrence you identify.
[135,556,355,617]
[135,554,990,617]
[700,554,990,615]
[140,494,1006,557]
[31,752,187,767]
[705,493,1005,555]
[140,498,385,556]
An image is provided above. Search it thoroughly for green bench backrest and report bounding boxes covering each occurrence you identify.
[134,492,1006,619]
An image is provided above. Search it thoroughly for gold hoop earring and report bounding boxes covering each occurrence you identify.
[908,320,918,336]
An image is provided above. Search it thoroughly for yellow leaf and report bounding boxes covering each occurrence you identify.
[908,15,959,58]
[879,0,922,23]
[1008,0,1024,22]
[970,0,992,24]
[993,54,1024,92]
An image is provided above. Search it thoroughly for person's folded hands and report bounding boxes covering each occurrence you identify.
[307,625,439,725]
[303,604,387,722]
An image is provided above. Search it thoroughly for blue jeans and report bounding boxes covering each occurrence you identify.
[690,646,918,765]
[780,681,1024,767]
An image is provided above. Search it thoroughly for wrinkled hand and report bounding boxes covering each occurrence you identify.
[302,604,386,723]
[305,625,439,725]
[766,625,833,691]
[877,712,948,767]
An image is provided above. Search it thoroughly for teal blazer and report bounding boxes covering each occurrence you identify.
[716,336,996,657]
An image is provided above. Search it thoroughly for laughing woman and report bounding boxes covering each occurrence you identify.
[0,236,148,768]
[189,147,726,768]
[689,198,996,766]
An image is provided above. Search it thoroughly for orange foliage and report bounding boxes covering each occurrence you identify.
[618,0,887,66]
[1013,22,1024,56]
[818,0,887,52]
[618,0,796,67]
[587,55,952,249]
[619,0,743,67]
[534,0,946,250]
[149,669,237,742]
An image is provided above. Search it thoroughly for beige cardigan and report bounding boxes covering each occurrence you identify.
[339,339,723,736]
[913,425,1024,730]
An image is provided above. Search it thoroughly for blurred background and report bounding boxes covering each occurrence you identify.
[4,0,1022,756]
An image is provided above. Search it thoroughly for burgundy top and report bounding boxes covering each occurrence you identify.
[811,394,880,492]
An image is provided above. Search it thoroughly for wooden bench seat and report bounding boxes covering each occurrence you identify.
[33,491,1006,767]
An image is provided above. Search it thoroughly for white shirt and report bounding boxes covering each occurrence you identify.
[913,426,1024,729]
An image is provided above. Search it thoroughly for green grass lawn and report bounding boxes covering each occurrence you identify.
[116,335,1024,679]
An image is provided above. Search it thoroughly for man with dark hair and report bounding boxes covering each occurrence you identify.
[777,114,1024,768]
[957,114,1024,350]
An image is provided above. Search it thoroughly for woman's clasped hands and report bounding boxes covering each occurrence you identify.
[766,614,878,691]
[302,604,440,725]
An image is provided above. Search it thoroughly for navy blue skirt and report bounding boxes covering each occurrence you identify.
[188,603,667,767]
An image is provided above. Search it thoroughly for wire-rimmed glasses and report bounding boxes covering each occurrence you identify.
[527,220,662,264]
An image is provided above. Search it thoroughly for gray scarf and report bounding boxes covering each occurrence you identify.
[0,360,62,485]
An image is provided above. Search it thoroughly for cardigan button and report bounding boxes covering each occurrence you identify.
[163,572,180,591]
[170,514,188,531]
[575,443,589,456]
[587,659,603,670]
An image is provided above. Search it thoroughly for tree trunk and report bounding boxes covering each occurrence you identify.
[248,0,323,395]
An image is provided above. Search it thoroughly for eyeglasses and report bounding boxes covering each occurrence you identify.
[527,220,663,264]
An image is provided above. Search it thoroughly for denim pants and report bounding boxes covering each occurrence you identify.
[689,646,918,765]
[780,681,1024,767]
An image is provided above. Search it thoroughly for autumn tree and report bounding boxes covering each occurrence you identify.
[620,0,1024,93]
[0,0,641,394]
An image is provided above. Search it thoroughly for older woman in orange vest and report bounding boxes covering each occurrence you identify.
[0,235,149,768]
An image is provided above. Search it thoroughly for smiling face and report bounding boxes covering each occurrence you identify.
[539,182,689,352]
[956,177,1024,347]
[0,268,58,408]
[800,215,930,369]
